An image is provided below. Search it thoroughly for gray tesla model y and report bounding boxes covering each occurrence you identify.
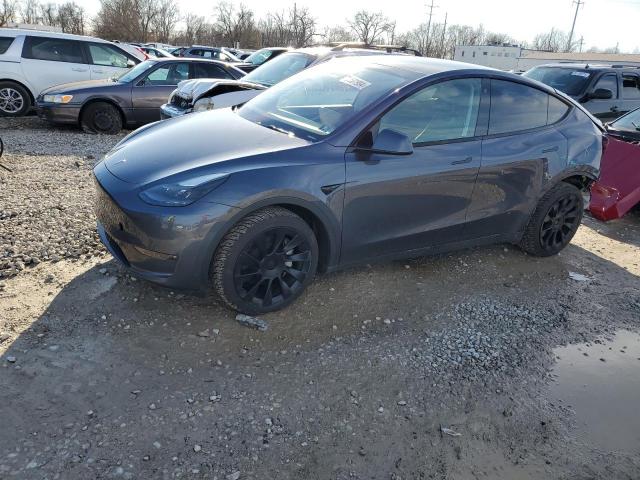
[94,55,603,314]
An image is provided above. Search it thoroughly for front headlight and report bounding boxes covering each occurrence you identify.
[193,97,215,113]
[138,172,229,207]
[43,94,73,104]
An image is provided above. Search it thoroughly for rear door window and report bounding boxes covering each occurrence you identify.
[193,63,234,79]
[0,36,14,54]
[622,74,640,99]
[489,80,548,135]
[22,36,85,63]
[87,43,130,68]
[593,73,618,97]
[143,63,189,85]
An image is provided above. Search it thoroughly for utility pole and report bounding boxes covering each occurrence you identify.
[425,0,438,56]
[578,35,584,52]
[439,12,448,59]
[566,0,584,52]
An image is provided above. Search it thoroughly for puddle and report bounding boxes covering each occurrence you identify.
[549,330,640,454]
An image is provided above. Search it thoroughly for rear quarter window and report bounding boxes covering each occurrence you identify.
[0,37,15,54]
[22,36,85,63]
[547,96,570,124]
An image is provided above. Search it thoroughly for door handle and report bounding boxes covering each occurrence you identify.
[72,67,88,72]
[610,105,619,112]
[451,156,472,165]
[542,146,559,154]
[93,69,105,74]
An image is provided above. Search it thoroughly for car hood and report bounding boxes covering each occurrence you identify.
[103,108,309,185]
[174,78,265,103]
[41,79,118,95]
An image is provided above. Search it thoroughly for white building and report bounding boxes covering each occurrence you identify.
[454,44,640,71]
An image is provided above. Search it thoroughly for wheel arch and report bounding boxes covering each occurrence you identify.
[78,98,127,128]
[0,78,35,106]
[205,196,341,280]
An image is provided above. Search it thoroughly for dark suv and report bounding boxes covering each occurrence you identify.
[523,64,640,121]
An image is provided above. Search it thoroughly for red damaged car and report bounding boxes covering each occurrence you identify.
[590,107,640,221]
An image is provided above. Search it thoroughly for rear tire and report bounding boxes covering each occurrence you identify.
[81,102,123,134]
[211,207,318,315]
[520,182,583,257]
[0,82,31,117]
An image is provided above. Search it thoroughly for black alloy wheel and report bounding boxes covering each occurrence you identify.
[520,182,584,257]
[540,195,580,252]
[234,226,313,308]
[212,207,319,314]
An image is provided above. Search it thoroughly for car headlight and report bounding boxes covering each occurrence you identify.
[138,172,229,207]
[193,97,215,112]
[43,94,73,104]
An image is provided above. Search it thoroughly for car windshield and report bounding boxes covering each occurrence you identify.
[238,60,412,141]
[523,67,593,96]
[609,107,640,131]
[116,60,157,83]
[243,52,315,87]
[245,49,273,66]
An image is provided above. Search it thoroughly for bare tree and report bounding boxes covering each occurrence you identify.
[214,1,256,47]
[532,28,572,52]
[93,0,161,42]
[39,2,58,26]
[0,0,17,26]
[152,0,178,43]
[58,1,84,34]
[347,10,393,45]
[179,12,206,45]
[320,25,353,44]
[20,0,40,24]
[289,5,315,47]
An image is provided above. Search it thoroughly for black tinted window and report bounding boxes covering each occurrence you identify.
[0,37,14,54]
[622,74,640,100]
[22,36,84,63]
[380,78,482,143]
[548,96,569,124]
[593,74,618,97]
[193,63,232,79]
[489,80,547,135]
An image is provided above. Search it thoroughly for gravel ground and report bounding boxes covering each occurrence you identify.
[0,117,122,278]
[0,119,639,479]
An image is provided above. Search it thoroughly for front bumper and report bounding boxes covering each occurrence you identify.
[36,102,81,125]
[160,103,192,120]
[93,161,239,291]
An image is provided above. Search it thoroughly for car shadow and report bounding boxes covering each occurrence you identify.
[0,236,638,478]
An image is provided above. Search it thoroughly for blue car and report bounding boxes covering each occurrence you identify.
[94,56,603,314]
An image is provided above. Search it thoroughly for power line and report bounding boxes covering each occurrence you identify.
[566,0,584,52]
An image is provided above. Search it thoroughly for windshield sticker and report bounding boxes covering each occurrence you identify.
[339,75,371,90]
[571,71,590,77]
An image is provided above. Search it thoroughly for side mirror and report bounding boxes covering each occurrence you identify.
[590,88,613,100]
[127,59,136,68]
[369,129,414,155]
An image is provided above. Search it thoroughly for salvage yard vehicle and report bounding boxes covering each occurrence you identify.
[523,64,640,122]
[0,29,142,117]
[36,58,245,134]
[160,44,419,119]
[94,56,603,315]
[589,107,640,220]
[240,47,290,72]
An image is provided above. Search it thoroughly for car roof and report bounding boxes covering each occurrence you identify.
[533,63,640,71]
[0,28,111,43]
[326,54,494,78]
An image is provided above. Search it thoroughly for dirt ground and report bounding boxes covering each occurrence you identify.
[1,119,639,479]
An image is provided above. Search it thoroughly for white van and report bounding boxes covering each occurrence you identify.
[0,29,142,116]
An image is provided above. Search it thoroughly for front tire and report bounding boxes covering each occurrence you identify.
[0,82,31,117]
[211,207,319,315]
[520,182,583,257]
[81,102,123,134]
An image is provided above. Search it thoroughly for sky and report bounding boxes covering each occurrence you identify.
[78,0,640,53]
